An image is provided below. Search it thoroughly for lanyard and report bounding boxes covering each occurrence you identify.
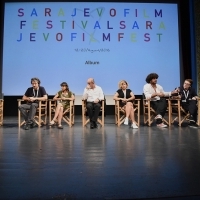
[33,89,39,97]
[183,90,189,100]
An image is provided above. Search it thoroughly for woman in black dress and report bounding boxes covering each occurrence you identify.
[113,80,138,128]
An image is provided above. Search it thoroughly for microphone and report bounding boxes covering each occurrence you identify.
[175,87,180,93]
[171,87,180,96]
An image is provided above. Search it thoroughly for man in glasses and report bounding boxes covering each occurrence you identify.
[143,73,176,128]
[82,78,104,129]
[175,79,199,128]
[18,77,47,130]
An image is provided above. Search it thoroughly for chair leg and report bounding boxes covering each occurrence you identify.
[117,106,120,127]
[197,100,200,126]
[148,102,151,126]
[69,106,72,127]
[44,107,47,125]
[82,102,85,127]
[168,101,171,127]
[114,104,116,124]
[143,105,146,125]
[102,114,104,127]
[178,101,181,126]
[49,102,51,124]
[72,105,75,125]
[82,114,85,127]
[18,101,21,127]
[137,101,140,127]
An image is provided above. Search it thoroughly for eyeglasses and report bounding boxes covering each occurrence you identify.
[184,82,191,85]
[87,82,93,85]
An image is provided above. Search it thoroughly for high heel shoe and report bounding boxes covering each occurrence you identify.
[58,124,63,129]
[49,120,56,126]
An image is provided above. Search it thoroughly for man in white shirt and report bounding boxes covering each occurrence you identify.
[143,73,176,128]
[83,78,104,129]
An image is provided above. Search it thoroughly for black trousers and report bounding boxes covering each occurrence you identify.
[181,100,197,122]
[150,98,167,118]
[86,102,101,122]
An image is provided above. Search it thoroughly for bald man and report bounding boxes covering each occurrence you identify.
[82,78,104,129]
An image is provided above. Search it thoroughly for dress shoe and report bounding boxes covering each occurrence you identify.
[188,121,198,128]
[24,123,30,130]
[49,120,56,126]
[30,122,38,128]
[58,124,63,129]
[189,115,195,123]
[90,122,94,129]
[93,121,98,128]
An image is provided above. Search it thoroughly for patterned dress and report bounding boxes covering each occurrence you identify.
[57,91,73,110]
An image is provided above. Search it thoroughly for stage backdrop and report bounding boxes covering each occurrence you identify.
[3,2,180,104]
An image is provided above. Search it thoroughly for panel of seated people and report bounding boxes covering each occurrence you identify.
[15,76,199,130]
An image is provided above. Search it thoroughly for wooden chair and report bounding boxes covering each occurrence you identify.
[197,99,200,126]
[17,100,48,127]
[114,99,140,127]
[0,99,4,126]
[48,99,75,127]
[143,96,171,126]
[169,97,200,126]
[82,99,105,127]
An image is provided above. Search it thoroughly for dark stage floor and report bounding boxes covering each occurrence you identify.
[1,116,200,200]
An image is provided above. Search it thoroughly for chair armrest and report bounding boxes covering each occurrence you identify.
[82,99,86,107]
[17,99,25,106]
[38,99,48,102]
[197,99,200,107]
[48,99,56,101]
[70,99,75,106]
[134,99,141,102]
[169,96,181,100]
[168,98,181,104]
[101,100,104,110]
[134,99,140,106]
[143,98,151,101]
[114,100,119,107]
[48,99,56,107]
